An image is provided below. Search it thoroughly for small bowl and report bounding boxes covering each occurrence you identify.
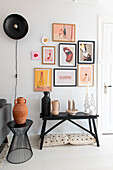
[66,109,78,115]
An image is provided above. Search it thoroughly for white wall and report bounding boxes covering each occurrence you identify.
[0,0,98,134]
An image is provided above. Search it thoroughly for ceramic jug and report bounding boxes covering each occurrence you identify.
[13,97,28,124]
[51,100,60,116]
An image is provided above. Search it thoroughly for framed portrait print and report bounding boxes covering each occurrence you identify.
[59,43,76,67]
[78,64,94,87]
[34,68,52,91]
[42,46,55,65]
[52,23,76,42]
[54,68,77,87]
[78,41,95,64]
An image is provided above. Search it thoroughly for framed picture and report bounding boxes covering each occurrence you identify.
[42,46,55,65]
[54,68,77,87]
[59,43,76,67]
[34,68,52,91]
[78,41,95,64]
[78,64,94,87]
[32,51,40,60]
[52,23,76,42]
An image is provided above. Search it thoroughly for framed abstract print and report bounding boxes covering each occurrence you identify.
[54,68,77,87]
[53,23,76,42]
[34,68,52,91]
[59,43,76,67]
[78,64,94,87]
[78,41,95,64]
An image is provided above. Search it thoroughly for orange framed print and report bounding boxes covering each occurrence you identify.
[42,46,55,65]
[78,64,94,87]
[52,23,76,42]
[34,68,52,91]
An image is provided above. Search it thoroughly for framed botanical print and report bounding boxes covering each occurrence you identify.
[54,68,77,87]
[52,23,76,42]
[78,64,94,87]
[42,46,55,65]
[34,68,52,91]
[59,43,76,67]
[78,41,95,64]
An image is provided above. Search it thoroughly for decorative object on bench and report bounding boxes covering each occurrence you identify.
[89,94,96,115]
[84,93,89,113]
[51,100,60,116]
[13,97,28,124]
[66,100,78,115]
[42,92,51,116]
[38,133,96,147]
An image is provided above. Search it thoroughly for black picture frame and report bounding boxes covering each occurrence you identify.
[78,41,95,64]
[53,68,77,87]
[59,43,76,67]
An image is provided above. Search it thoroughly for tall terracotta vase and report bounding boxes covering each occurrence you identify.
[13,97,28,124]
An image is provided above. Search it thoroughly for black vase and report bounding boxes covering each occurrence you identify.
[42,92,51,116]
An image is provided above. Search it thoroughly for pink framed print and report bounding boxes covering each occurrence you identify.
[42,46,55,65]
[32,51,40,60]
[34,68,52,92]
[52,23,76,42]
[78,64,94,87]
[54,68,77,87]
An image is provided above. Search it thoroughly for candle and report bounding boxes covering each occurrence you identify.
[68,100,71,110]
[72,100,75,111]
[86,81,89,95]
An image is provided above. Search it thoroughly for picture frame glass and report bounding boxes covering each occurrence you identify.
[59,43,76,67]
[54,69,77,86]
[78,65,94,86]
[78,41,95,64]
[34,68,52,91]
[53,23,76,42]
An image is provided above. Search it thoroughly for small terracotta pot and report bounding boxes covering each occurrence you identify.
[13,97,28,124]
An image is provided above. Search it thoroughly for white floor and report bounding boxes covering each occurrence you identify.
[1,134,113,170]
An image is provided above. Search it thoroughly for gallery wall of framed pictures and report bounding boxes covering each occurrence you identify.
[33,22,96,91]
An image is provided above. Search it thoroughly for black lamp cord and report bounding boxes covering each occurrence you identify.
[14,40,18,104]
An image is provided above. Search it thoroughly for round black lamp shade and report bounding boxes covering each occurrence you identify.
[3,14,28,40]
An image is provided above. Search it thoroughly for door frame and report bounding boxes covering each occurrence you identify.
[98,15,113,134]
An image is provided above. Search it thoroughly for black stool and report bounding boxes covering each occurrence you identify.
[7,119,33,164]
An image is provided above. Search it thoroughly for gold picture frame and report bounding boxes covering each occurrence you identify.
[34,68,52,92]
[77,64,94,87]
[42,46,55,65]
[52,23,76,42]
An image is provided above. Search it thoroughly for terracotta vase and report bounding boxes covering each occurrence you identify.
[13,97,28,124]
[51,100,60,116]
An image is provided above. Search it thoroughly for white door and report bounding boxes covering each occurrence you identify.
[98,16,113,134]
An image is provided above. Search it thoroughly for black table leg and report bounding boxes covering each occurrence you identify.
[89,119,92,133]
[40,120,47,150]
[92,118,100,147]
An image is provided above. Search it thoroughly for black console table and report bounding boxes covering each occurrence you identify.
[40,112,99,150]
